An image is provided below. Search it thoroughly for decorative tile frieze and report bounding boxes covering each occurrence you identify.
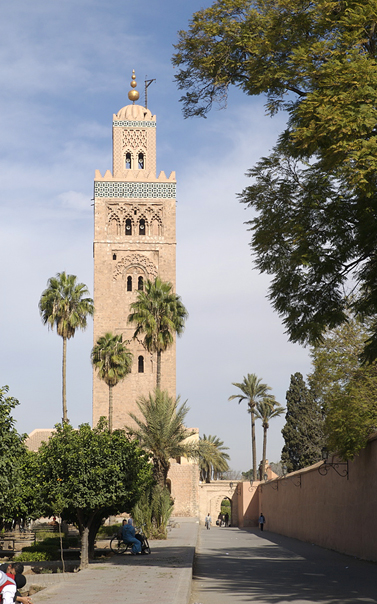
[113,120,156,128]
[95,182,176,199]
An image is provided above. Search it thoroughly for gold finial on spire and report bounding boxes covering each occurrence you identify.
[128,69,140,103]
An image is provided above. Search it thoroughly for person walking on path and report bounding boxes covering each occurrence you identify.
[205,513,212,530]
[259,513,265,531]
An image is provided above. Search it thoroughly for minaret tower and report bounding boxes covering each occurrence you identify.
[92,71,177,428]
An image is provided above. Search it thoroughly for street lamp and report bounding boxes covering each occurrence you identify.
[318,447,349,479]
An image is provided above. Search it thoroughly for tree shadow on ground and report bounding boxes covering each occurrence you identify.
[191,528,377,604]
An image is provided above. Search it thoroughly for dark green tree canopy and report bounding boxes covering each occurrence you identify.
[174,0,377,359]
[281,372,324,472]
[38,420,152,566]
[0,386,27,522]
[309,317,377,459]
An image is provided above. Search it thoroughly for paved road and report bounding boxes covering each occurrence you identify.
[190,526,377,604]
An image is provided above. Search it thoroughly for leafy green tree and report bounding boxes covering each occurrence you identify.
[309,317,377,459]
[128,277,188,389]
[324,364,377,460]
[173,0,377,360]
[229,374,271,481]
[39,272,94,423]
[199,434,230,482]
[281,373,324,472]
[127,389,193,488]
[0,387,27,525]
[173,0,377,189]
[91,333,133,432]
[255,397,285,480]
[37,420,152,568]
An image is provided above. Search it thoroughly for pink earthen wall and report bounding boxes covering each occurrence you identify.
[257,435,377,562]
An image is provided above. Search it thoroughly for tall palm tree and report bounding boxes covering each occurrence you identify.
[128,277,188,389]
[199,434,230,483]
[91,333,133,432]
[255,397,285,480]
[39,271,94,424]
[229,373,271,481]
[126,389,192,488]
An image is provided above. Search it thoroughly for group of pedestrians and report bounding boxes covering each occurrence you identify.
[204,512,266,531]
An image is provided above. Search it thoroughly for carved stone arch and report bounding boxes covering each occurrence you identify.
[108,213,121,237]
[151,214,162,236]
[113,253,158,282]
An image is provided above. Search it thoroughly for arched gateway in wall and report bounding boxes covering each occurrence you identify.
[198,482,239,526]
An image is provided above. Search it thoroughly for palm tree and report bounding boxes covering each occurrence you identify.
[229,373,271,481]
[199,434,230,483]
[126,389,192,488]
[91,333,133,432]
[39,271,94,424]
[128,277,188,389]
[255,397,285,480]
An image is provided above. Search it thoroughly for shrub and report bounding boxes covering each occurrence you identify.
[97,524,121,538]
[15,551,55,562]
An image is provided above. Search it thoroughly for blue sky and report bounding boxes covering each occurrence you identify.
[0,0,311,472]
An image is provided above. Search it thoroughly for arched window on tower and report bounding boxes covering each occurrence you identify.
[139,219,145,236]
[138,153,144,169]
[125,152,132,169]
[127,276,132,292]
[113,253,117,261]
[125,219,132,236]
[138,276,144,291]
[138,355,144,373]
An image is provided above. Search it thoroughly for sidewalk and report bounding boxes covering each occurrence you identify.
[29,517,199,604]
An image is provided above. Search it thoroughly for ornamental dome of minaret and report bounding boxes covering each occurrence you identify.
[113,69,155,122]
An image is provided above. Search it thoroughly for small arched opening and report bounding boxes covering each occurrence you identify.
[138,355,144,373]
[139,218,146,236]
[127,276,132,292]
[125,218,132,236]
[125,152,132,169]
[138,152,145,169]
[217,497,232,527]
[138,276,144,291]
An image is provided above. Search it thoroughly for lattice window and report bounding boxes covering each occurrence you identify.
[122,129,147,151]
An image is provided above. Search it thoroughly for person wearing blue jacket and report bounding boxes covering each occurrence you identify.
[122,518,141,554]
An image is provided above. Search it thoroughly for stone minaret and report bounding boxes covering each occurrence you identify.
[92,71,177,429]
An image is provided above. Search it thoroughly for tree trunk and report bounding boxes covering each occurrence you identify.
[251,408,257,481]
[62,336,67,424]
[108,384,113,432]
[80,525,89,569]
[261,424,268,481]
[88,514,103,560]
[156,350,161,389]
